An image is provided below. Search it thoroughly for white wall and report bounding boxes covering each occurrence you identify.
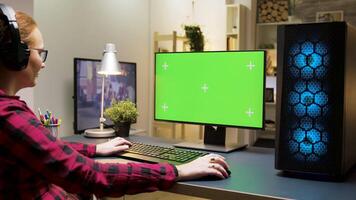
[150,0,226,51]
[0,0,33,15]
[33,0,150,136]
[1,0,34,110]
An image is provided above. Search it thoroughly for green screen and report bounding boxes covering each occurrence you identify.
[155,51,265,128]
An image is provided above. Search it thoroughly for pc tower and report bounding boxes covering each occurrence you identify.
[275,22,356,179]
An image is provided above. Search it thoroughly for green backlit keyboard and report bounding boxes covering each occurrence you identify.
[119,142,208,165]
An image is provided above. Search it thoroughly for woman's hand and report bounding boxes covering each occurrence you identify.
[175,154,230,181]
[96,137,132,156]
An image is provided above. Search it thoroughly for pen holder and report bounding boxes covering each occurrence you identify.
[45,124,60,138]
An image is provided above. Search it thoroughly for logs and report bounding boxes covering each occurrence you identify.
[258,0,289,23]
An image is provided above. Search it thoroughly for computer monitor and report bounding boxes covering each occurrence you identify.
[155,51,265,152]
[74,58,137,134]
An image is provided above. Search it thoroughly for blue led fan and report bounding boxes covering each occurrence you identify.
[287,40,329,162]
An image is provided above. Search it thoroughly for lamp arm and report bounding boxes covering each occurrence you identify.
[99,75,106,130]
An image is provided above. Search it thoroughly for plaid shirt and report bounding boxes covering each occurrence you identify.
[0,90,177,199]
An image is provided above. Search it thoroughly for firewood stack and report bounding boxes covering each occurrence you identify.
[257,0,289,23]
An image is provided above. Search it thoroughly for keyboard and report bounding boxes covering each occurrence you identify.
[118,142,208,165]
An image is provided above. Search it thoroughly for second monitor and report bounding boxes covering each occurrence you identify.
[155,51,266,152]
[74,58,137,134]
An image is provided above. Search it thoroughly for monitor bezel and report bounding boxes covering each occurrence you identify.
[73,57,137,134]
[154,50,266,130]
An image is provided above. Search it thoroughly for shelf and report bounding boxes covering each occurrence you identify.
[264,126,276,132]
[153,31,188,52]
[226,3,246,50]
[256,21,302,26]
[154,33,188,42]
[226,4,240,8]
[226,32,238,36]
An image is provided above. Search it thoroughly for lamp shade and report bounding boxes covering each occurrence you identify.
[98,43,122,75]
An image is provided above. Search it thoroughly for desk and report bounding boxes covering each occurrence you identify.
[62,134,356,200]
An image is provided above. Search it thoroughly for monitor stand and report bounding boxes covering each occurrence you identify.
[173,125,247,153]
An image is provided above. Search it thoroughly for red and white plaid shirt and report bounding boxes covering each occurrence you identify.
[0,89,177,199]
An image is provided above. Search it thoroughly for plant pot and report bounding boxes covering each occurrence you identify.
[114,122,131,137]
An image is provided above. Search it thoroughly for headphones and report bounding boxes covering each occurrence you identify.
[0,4,30,71]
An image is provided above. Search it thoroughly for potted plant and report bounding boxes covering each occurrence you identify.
[104,100,138,137]
[184,25,205,52]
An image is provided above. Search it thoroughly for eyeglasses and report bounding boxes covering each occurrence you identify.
[30,48,48,63]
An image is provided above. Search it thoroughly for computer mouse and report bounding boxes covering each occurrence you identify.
[227,168,232,176]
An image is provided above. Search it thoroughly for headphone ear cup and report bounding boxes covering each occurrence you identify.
[0,4,30,71]
[15,42,30,70]
[1,42,29,71]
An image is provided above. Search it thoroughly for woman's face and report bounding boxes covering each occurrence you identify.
[19,27,45,88]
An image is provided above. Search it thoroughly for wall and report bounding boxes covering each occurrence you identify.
[149,0,256,51]
[0,0,33,15]
[33,0,150,137]
[0,0,34,109]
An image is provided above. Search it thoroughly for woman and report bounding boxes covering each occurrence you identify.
[0,5,230,199]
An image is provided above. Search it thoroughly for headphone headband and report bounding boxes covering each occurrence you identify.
[0,3,30,71]
[0,4,16,22]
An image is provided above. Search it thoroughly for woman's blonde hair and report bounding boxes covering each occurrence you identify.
[15,11,37,46]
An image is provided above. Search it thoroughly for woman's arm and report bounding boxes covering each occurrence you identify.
[0,105,177,197]
[62,141,96,157]
[63,137,132,157]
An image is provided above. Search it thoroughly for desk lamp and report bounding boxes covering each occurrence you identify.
[84,43,122,137]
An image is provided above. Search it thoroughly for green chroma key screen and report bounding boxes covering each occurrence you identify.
[155,51,265,129]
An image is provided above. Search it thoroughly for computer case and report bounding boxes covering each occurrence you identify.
[275,22,356,179]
